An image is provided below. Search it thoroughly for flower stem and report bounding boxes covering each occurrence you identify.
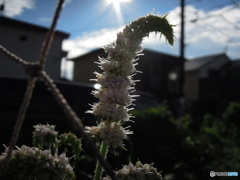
[94,141,109,180]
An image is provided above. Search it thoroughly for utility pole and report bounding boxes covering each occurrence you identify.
[180,0,185,97]
[176,0,185,116]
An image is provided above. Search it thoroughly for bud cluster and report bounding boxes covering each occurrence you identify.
[0,145,75,180]
[103,161,162,180]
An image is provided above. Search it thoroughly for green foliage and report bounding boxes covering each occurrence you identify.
[183,102,240,172]
[32,124,83,164]
[132,103,172,120]
[0,124,83,180]
[223,102,240,122]
[131,102,240,179]
[130,104,182,177]
[58,132,83,164]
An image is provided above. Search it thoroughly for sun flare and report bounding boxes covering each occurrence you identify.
[107,0,132,9]
[106,0,132,26]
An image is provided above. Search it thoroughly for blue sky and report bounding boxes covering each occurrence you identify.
[1,0,240,61]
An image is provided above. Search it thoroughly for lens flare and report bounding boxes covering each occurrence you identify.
[106,0,132,26]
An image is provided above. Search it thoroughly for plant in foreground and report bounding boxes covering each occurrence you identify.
[103,161,162,180]
[0,124,82,179]
[86,13,174,180]
[0,145,75,180]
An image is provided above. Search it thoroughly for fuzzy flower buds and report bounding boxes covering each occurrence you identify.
[87,13,174,148]
[86,122,133,149]
[91,102,129,121]
[32,124,58,147]
[103,161,162,180]
[0,145,75,179]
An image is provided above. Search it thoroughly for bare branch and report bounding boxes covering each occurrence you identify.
[38,0,65,67]
[0,45,28,66]
[2,77,37,174]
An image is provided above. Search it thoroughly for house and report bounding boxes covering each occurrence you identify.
[184,53,230,106]
[221,59,240,76]
[199,59,240,115]
[0,17,98,151]
[0,16,69,80]
[184,53,240,115]
[134,49,182,101]
[69,48,183,113]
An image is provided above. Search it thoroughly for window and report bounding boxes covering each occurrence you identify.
[19,34,28,42]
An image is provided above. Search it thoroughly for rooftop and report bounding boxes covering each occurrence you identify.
[184,53,229,71]
[0,16,69,38]
[68,48,180,62]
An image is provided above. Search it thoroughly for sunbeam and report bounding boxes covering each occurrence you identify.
[106,0,132,26]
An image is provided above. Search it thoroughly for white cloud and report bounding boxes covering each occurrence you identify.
[176,5,240,59]
[63,4,240,60]
[63,28,123,58]
[62,12,180,59]
[3,0,35,17]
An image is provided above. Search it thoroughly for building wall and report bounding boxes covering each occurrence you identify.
[199,56,229,78]
[0,24,65,80]
[73,57,98,84]
[73,50,106,84]
[135,50,181,101]
[184,55,229,107]
[45,37,64,79]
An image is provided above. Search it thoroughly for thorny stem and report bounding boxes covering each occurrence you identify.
[39,71,117,180]
[38,0,65,68]
[1,77,37,175]
[94,141,109,180]
[0,45,28,66]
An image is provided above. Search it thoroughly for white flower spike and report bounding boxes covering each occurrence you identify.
[87,13,174,148]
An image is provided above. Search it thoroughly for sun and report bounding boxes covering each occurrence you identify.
[107,0,132,9]
[106,0,132,26]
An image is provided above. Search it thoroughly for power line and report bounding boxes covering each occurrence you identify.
[220,13,240,29]
[184,0,240,59]
[201,1,234,11]
[190,5,240,26]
